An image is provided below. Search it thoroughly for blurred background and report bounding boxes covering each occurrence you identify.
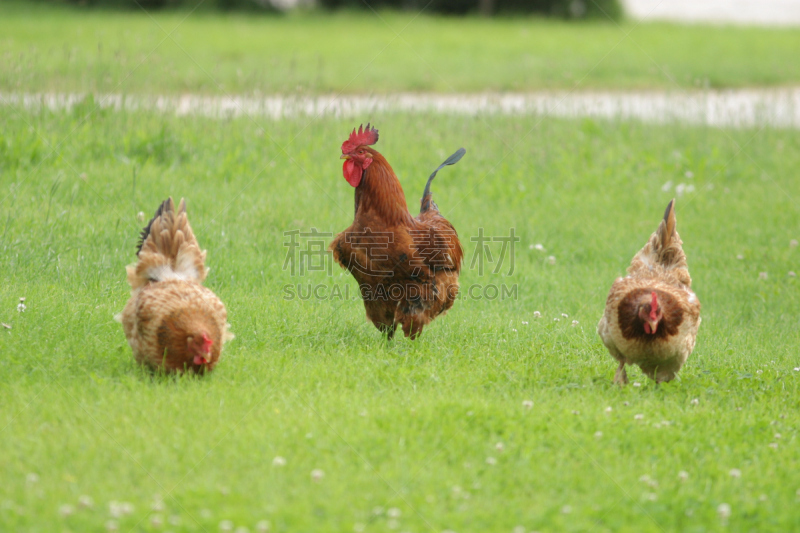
[39,0,800,24]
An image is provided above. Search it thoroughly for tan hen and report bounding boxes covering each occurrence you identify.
[117,198,233,373]
[597,199,701,384]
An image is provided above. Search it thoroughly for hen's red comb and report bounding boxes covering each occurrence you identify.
[341,123,379,154]
[649,291,659,321]
[201,332,213,354]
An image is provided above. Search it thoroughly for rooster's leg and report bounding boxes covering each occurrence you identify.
[613,362,629,386]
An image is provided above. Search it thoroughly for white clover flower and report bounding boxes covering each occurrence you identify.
[200,509,212,519]
[512,328,518,332]
[634,414,644,420]
[572,410,580,415]
[495,442,505,452]
[170,515,181,526]
[152,499,165,512]
[533,311,541,318]
[121,502,134,515]
[561,505,572,514]
[729,469,741,478]
[513,526,526,533]
[521,321,529,325]
[17,299,26,313]
[522,400,533,409]
[678,471,689,481]
[571,320,579,327]
[717,503,731,520]
[78,495,93,508]
[219,520,234,532]
[759,494,768,502]
[109,501,122,518]
[534,243,545,251]
[546,256,556,265]
[561,313,569,318]
[485,457,497,466]
[59,504,75,517]
[633,382,641,387]
[235,527,250,533]
[639,475,658,488]
[623,401,629,406]
[311,469,325,481]
[26,473,39,484]
[106,520,119,532]
[594,431,603,439]
[553,317,560,322]
[387,507,401,518]
[137,211,146,222]
[690,398,699,405]
[789,271,797,277]
[661,181,673,192]
[794,368,800,372]
[272,456,286,466]
[353,524,365,533]
[775,433,782,439]
[644,492,658,501]
[736,254,744,260]
[151,514,163,528]
[605,406,612,413]
[685,171,694,179]
[791,239,799,248]
[769,442,779,449]
[256,520,270,533]
[759,272,768,280]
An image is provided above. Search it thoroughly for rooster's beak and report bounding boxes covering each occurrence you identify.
[340,154,349,160]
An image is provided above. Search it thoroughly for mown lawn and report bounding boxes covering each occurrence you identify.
[2,1,800,94]
[1,103,799,532]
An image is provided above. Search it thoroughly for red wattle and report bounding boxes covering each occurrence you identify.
[644,323,652,334]
[343,159,362,187]
[193,355,205,365]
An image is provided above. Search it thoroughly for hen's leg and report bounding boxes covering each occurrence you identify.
[613,362,628,386]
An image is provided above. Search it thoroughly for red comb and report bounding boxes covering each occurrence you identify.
[341,123,379,154]
[649,292,659,321]
[201,332,213,354]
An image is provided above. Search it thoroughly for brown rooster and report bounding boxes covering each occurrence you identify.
[117,198,233,373]
[597,199,701,384]
[330,124,465,339]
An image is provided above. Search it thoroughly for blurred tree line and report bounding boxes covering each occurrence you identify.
[61,0,622,19]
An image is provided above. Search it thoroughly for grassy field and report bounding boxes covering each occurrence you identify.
[3,1,800,94]
[1,101,800,531]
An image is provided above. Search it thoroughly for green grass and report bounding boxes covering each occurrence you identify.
[1,103,800,532]
[3,1,800,94]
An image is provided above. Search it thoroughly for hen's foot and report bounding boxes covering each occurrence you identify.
[613,362,629,386]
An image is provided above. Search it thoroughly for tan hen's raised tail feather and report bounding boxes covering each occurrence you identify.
[127,197,207,290]
[118,197,233,374]
[597,199,701,385]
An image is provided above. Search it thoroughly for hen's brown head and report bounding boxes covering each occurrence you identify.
[637,291,663,335]
[340,124,379,187]
[187,331,214,366]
